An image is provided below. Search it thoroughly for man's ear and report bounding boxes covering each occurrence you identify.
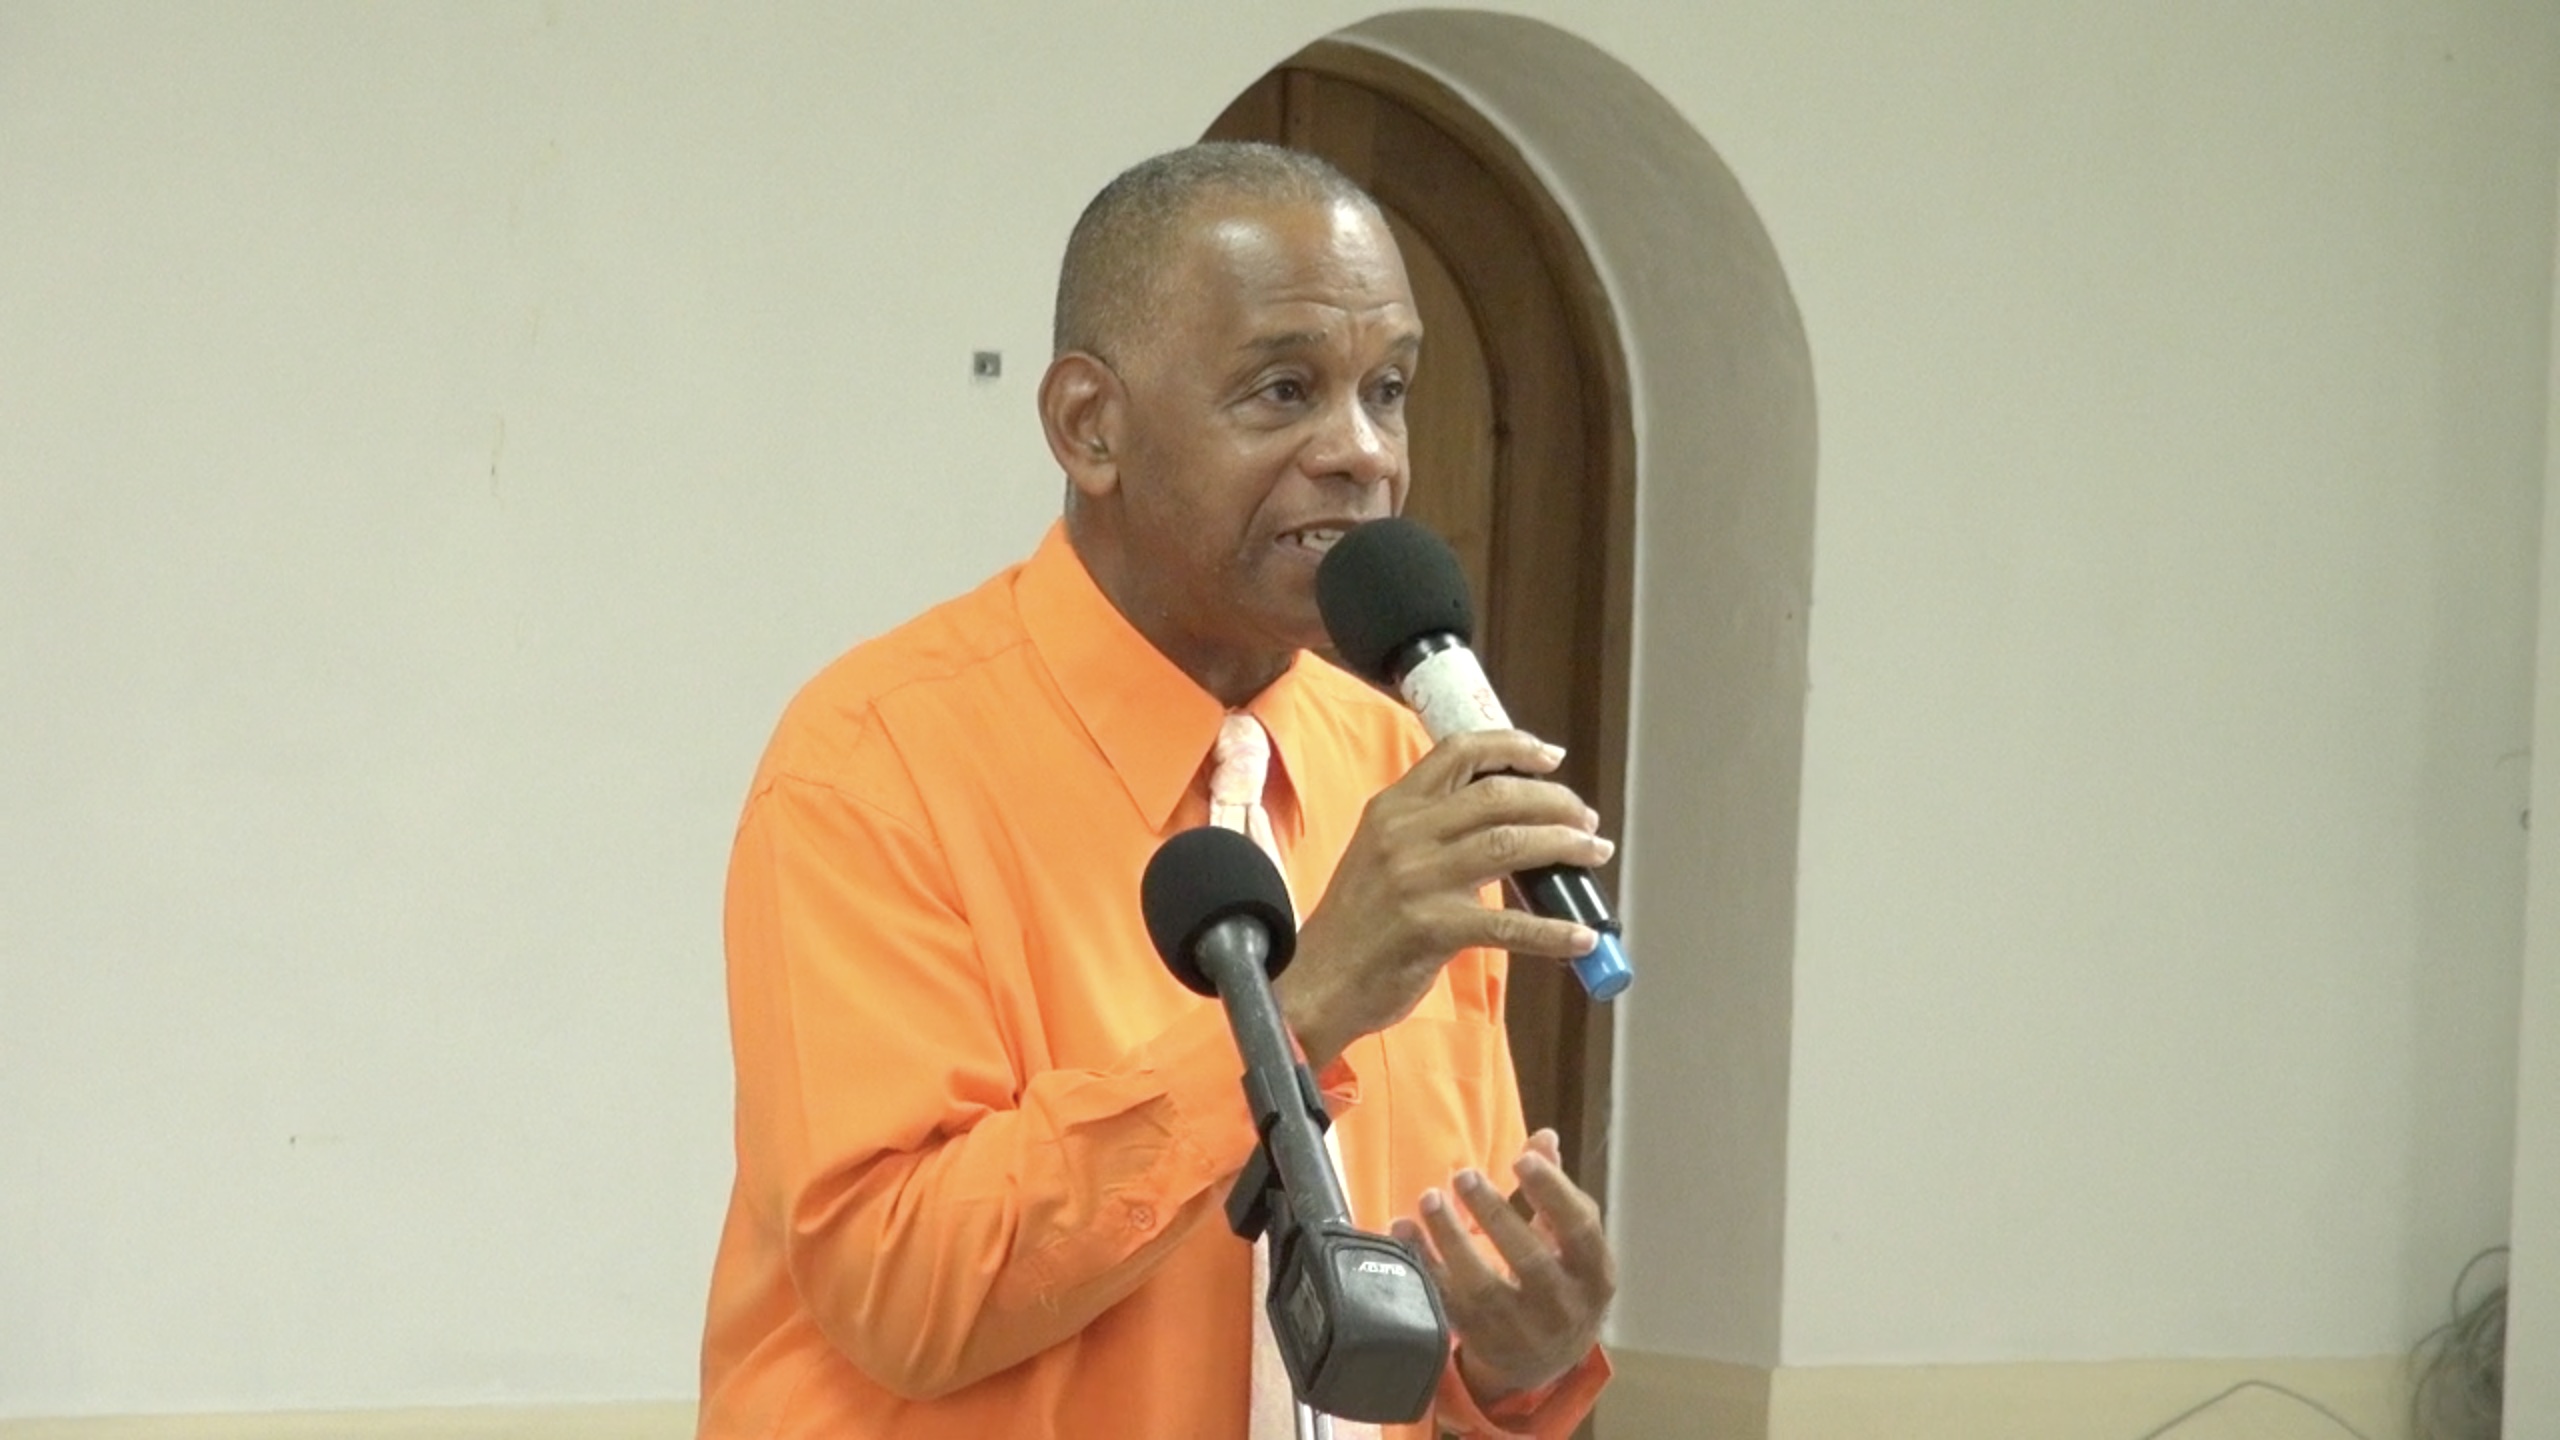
[1039,352,1124,501]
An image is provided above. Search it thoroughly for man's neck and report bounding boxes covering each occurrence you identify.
[1185,648,1293,710]
[1064,518,1294,708]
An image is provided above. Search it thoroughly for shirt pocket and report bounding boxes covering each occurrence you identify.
[1382,1010,1512,1212]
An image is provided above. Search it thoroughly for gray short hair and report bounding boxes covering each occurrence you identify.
[1052,142,1378,361]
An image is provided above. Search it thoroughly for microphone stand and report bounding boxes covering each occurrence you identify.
[1194,920,1448,1425]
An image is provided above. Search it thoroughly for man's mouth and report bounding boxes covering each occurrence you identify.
[1281,525,1350,555]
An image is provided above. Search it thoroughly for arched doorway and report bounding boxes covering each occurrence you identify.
[1204,41,1638,1207]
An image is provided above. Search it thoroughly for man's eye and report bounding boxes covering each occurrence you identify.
[1373,376,1409,407]
[1264,378,1309,405]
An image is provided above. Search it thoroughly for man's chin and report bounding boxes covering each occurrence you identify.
[1268,592,1331,655]
[1233,565,1324,644]
[1238,609,1329,666]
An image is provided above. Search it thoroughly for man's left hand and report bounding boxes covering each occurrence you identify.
[1390,1128,1616,1404]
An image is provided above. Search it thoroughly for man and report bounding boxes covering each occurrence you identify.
[699,143,1616,1440]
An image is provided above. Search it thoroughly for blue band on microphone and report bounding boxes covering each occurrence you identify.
[1571,931,1632,1002]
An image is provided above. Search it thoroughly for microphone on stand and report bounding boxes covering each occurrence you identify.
[1140,826,1448,1423]
[1315,517,1634,1002]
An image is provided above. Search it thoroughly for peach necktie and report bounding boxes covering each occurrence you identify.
[1207,715,1379,1440]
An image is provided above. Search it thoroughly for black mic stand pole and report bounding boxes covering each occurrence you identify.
[1192,923,1447,1425]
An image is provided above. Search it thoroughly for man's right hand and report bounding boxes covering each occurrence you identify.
[1275,729,1612,1069]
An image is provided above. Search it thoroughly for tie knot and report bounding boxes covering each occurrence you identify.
[1210,713,1271,806]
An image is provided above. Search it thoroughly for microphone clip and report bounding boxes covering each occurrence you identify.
[1226,1067,1447,1424]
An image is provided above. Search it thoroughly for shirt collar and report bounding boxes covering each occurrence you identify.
[1016,521,1324,831]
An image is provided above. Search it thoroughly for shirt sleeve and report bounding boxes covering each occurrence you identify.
[1429,1346,1614,1438]
[724,762,1288,1401]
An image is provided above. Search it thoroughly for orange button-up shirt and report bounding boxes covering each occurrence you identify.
[700,523,1607,1439]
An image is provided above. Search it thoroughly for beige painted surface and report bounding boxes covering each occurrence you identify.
[1772,1357,2402,1440]
[6,0,2557,1418]
[2508,123,2560,1435]
[1767,0,2556,1368]
[0,1406,693,1440]
[1595,1350,1771,1440]
[0,1359,2414,1440]
[1590,1353,2402,1440]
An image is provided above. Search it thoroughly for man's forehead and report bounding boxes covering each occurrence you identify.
[1198,197,1389,254]
[1170,200,1411,326]
[1169,196,1399,284]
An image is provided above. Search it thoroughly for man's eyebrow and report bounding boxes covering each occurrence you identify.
[1239,330,1329,357]
[1237,329,1425,359]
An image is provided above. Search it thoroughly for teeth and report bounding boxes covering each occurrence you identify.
[1295,529,1344,552]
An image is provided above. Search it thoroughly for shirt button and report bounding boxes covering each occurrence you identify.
[1128,1203,1156,1231]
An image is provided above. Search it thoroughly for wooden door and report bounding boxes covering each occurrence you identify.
[1206,48,1636,1211]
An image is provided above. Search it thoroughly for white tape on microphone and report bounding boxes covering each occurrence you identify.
[1397,646,1510,740]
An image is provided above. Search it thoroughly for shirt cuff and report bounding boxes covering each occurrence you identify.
[1139,1003,1268,1186]
[1306,1038,1362,1118]
[1430,1345,1612,1439]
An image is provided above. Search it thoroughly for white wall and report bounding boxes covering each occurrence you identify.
[4,0,2555,1416]
[0,2,1081,1410]
[1773,2,2560,1362]
[2506,132,2560,1438]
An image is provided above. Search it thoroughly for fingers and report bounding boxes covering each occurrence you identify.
[1391,1142,1615,1400]
[1444,817,1614,888]
[1389,765,1611,896]
[1512,1146,1612,1285]
[1418,775,1597,854]
[1393,1161,1608,1340]
[1409,729,1568,792]
[1366,740,1613,959]
[1288,729,1610,1053]
[1340,896,1590,965]
[1469,905,1601,961]
[1437,771,1598,834]
[1411,1136,1606,1290]
[1453,1167,1565,1286]
[1508,1129,1563,1221]
[1391,1168,1565,1300]
[1399,1185,1509,1302]
[1400,741,1609,890]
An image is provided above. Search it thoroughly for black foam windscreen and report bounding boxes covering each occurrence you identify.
[1140,825,1298,998]
[1315,518,1476,685]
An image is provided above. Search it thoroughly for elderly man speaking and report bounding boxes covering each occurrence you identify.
[698,143,1617,1440]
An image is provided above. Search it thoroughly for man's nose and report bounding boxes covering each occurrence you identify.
[1307,394,1399,488]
